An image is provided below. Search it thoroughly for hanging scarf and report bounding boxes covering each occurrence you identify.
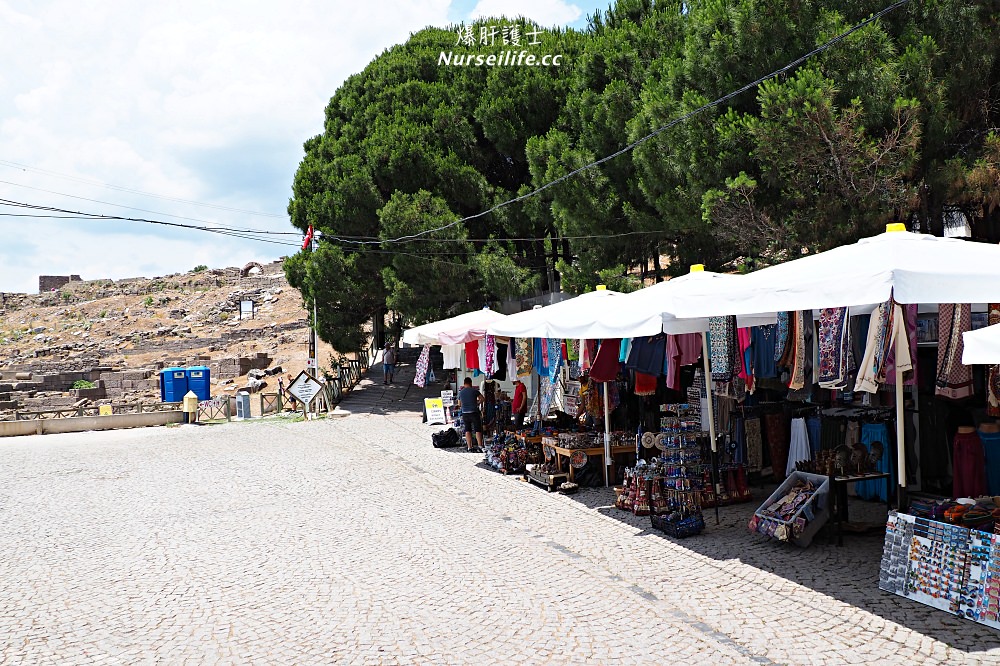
[788,311,807,390]
[818,307,850,389]
[547,338,562,384]
[775,312,791,365]
[414,344,430,388]
[990,304,1000,416]
[709,316,737,382]
[936,303,973,400]
[566,339,579,361]
[515,338,533,379]
[737,327,754,393]
[484,334,498,376]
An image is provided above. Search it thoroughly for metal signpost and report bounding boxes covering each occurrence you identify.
[288,370,323,419]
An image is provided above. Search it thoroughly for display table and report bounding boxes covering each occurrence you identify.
[828,472,892,546]
[550,443,636,483]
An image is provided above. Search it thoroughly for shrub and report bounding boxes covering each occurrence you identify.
[143,296,154,307]
[72,380,95,389]
[192,265,208,272]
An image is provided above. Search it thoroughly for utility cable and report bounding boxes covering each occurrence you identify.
[0,159,285,218]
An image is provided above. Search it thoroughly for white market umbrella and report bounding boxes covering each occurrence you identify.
[963,324,1000,365]
[487,289,626,339]
[669,226,1000,317]
[668,225,1000,499]
[599,270,778,336]
[402,308,507,346]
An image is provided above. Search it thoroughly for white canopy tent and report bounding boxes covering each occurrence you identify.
[665,225,1000,502]
[963,324,1000,365]
[401,308,507,347]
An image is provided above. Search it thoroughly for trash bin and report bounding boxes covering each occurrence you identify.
[182,390,199,424]
[235,391,251,420]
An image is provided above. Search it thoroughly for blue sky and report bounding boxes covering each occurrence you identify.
[0,0,612,294]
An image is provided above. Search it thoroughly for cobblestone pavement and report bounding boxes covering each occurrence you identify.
[1,359,999,664]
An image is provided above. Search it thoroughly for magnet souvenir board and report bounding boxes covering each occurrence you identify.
[880,511,1000,630]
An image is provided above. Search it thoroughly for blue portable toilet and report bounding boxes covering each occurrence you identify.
[185,366,211,401]
[160,367,189,403]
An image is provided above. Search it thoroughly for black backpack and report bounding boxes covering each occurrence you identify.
[432,427,461,448]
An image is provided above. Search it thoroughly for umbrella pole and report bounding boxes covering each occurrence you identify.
[603,381,611,487]
[701,333,720,526]
[895,311,906,511]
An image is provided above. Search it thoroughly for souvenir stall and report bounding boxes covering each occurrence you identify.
[489,288,639,487]
[660,224,1000,626]
[402,307,515,443]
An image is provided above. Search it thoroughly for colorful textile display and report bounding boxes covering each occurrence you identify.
[818,307,851,389]
[567,339,580,361]
[936,304,974,400]
[414,344,431,388]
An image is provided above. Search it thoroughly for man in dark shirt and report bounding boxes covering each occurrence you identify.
[458,377,484,452]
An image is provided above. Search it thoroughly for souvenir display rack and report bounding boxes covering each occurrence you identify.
[748,471,830,547]
[880,511,1000,629]
[617,403,707,537]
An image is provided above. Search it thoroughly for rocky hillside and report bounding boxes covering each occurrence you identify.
[0,260,344,415]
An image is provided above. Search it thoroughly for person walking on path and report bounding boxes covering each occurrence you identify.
[382,343,397,385]
[458,377,485,452]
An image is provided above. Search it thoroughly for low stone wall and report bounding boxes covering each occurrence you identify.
[0,410,184,437]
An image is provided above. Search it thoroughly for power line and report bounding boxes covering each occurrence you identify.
[0,199,301,248]
[325,0,912,247]
[0,159,285,218]
[0,179,287,228]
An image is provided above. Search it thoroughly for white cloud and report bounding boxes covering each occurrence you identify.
[0,0,451,293]
[469,0,582,26]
